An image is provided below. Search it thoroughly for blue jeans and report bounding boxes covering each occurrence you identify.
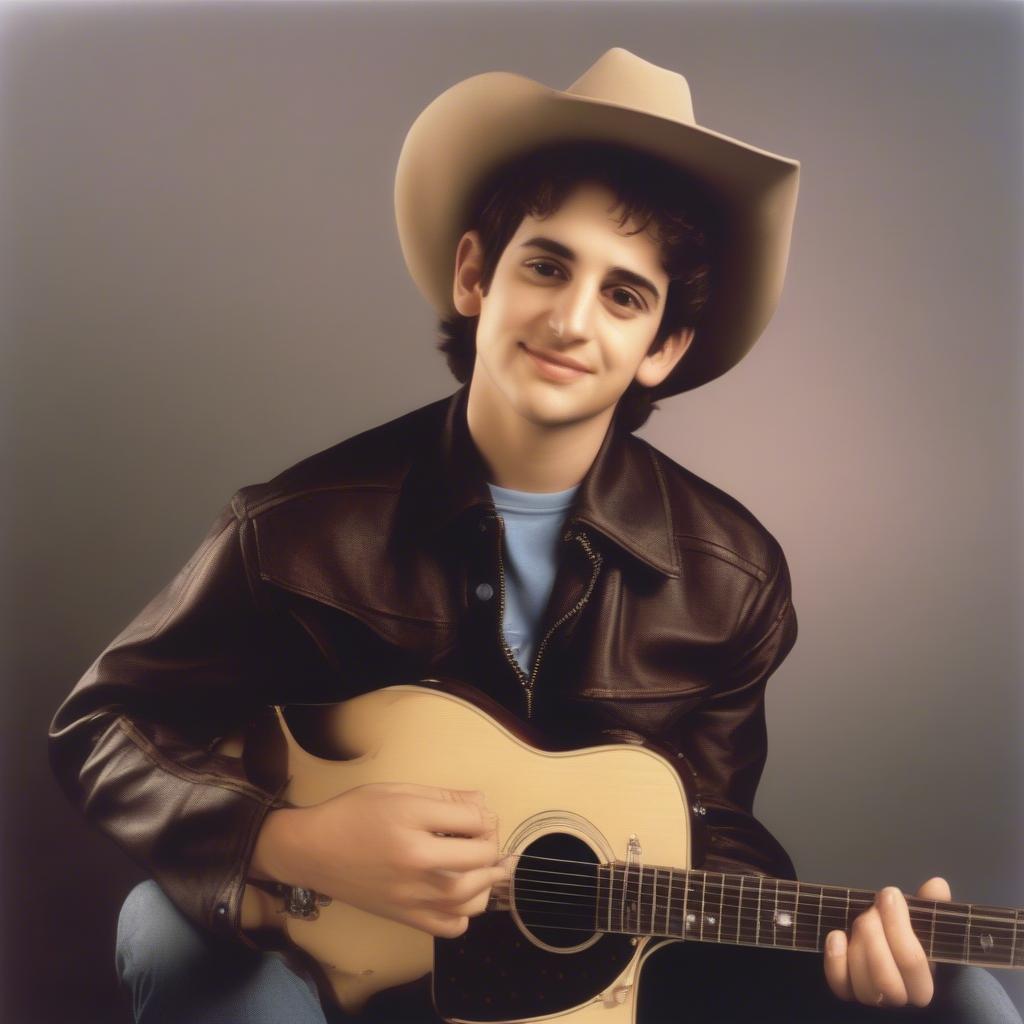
[116,881,1022,1023]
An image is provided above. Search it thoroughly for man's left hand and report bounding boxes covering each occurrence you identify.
[824,876,952,1008]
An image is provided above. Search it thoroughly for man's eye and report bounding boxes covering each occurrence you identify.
[527,260,562,278]
[611,288,642,310]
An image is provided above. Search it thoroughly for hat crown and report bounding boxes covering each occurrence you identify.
[566,47,696,126]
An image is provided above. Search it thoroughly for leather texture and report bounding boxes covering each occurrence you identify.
[49,385,797,946]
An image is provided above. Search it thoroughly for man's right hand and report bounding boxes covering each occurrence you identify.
[250,782,509,938]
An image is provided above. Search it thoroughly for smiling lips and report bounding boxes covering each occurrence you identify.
[521,343,591,382]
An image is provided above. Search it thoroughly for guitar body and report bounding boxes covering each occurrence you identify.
[239,683,692,1022]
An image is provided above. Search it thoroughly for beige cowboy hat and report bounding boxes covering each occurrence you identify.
[394,47,800,396]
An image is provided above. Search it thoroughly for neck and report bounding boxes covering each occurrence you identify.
[493,858,1023,970]
[595,864,1021,969]
[465,377,612,492]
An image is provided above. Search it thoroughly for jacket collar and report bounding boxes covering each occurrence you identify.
[412,386,680,578]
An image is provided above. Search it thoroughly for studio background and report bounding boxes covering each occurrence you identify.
[2,2,1021,1021]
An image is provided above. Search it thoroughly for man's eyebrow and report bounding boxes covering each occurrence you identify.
[518,236,661,304]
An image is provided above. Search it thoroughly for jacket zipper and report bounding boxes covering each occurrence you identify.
[494,518,603,719]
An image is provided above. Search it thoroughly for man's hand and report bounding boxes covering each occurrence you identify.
[251,782,511,938]
[824,876,952,1008]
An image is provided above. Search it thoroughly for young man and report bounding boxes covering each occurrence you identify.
[49,49,1019,1023]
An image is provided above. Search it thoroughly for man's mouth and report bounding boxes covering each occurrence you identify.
[520,343,591,377]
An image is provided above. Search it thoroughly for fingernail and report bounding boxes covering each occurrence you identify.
[881,887,898,907]
[826,931,846,957]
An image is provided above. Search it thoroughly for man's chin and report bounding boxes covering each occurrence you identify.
[513,396,611,433]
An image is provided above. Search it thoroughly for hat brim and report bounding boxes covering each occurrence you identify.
[395,70,800,396]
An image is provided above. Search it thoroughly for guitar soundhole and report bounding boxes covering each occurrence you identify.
[513,832,600,949]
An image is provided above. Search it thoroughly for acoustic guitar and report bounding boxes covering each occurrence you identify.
[231,681,1023,1022]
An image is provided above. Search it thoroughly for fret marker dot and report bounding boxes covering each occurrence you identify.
[980,934,994,951]
[776,912,793,928]
[708,915,717,926]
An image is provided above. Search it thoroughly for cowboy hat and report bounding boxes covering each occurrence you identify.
[394,47,800,396]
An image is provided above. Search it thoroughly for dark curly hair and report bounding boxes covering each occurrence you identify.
[438,140,717,432]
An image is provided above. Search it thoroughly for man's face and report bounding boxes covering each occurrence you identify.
[454,182,692,432]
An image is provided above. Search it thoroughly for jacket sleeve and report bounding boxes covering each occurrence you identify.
[48,496,287,946]
[671,541,798,881]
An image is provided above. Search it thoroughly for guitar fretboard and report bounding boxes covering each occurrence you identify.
[588,863,1023,969]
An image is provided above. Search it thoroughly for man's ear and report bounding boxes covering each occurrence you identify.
[452,230,484,317]
[634,327,696,388]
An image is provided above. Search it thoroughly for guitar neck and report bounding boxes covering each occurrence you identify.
[594,863,1024,969]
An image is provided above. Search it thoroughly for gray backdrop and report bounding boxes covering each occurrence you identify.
[2,1,1021,1021]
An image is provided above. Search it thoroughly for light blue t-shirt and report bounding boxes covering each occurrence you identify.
[486,481,580,677]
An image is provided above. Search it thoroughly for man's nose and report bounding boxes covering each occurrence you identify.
[550,283,598,343]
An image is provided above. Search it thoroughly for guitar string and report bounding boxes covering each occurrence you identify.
[481,911,1016,971]
[484,850,1020,958]
[478,906,1017,965]
[505,888,1018,942]
[498,902,1004,955]
[502,853,1023,920]
[501,885,1017,948]
[509,862,1018,922]
[493,865,1020,953]
[496,858,1021,930]
[504,847,1017,908]
[490,887,1018,956]
[508,869,1017,920]
[486,886,1017,958]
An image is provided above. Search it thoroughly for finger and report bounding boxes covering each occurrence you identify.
[824,929,855,1001]
[915,876,952,902]
[876,887,933,1005]
[415,796,499,839]
[846,922,885,1006]
[851,905,909,1006]
[912,878,952,984]
[417,832,503,872]
[418,863,509,905]
[883,886,936,1001]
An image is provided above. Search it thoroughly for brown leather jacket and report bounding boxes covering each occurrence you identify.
[49,385,797,946]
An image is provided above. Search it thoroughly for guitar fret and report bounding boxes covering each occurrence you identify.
[792,881,800,948]
[619,862,627,934]
[817,886,824,951]
[666,868,673,935]
[737,875,745,944]
[606,863,614,933]
[699,870,707,941]
[772,879,779,947]
[791,882,809,951]
[718,872,725,943]
[915,899,1019,967]
[755,876,763,946]
[818,884,849,948]
[652,867,658,935]
[681,868,690,939]
[637,862,644,935]
[794,882,812,951]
